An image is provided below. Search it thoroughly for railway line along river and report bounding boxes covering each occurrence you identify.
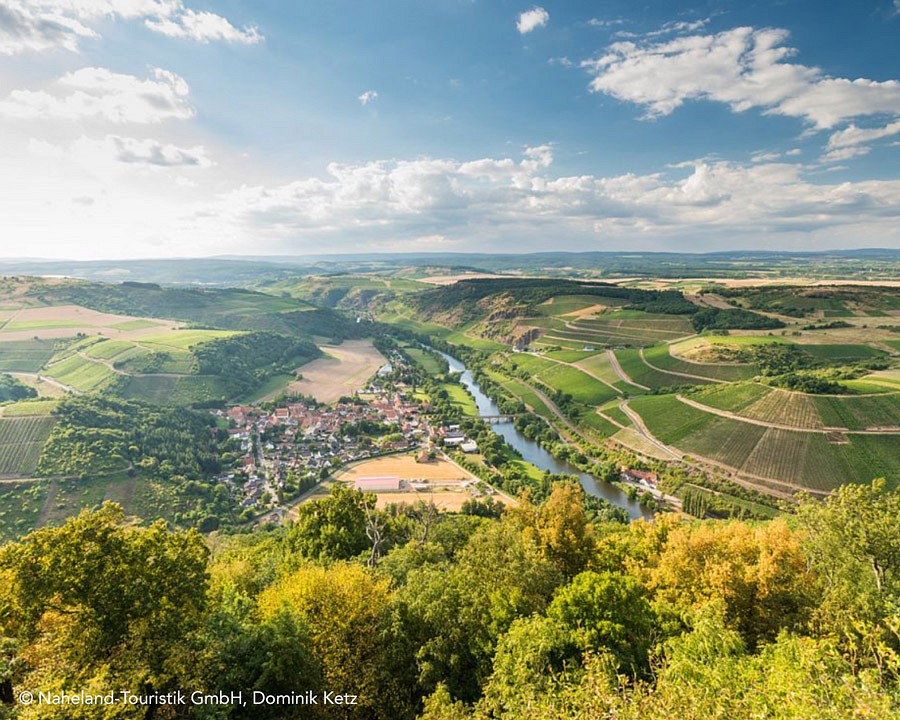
[437,351,653,521]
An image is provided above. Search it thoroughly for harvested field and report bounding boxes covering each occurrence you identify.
[336,454,474,483]
[309,454,516,512]
[289,339,387,404]
[0,305,182,342]
[370,491,478,512]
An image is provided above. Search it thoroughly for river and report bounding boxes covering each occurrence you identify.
[437,351,653,520]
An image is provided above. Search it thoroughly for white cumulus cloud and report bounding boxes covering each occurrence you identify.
[517,6,548,34]
[0,67,193,123]
[582,26,900,128]
[0,1,97,54]
[144,7,261,43]
[29,134,211,167]
[0,0,261,54]
[199,147,900,253]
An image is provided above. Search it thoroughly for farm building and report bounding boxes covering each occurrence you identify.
[354,476,403,492]
[621,469,658,487]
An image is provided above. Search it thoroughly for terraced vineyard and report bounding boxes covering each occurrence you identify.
[614,349,715,389]
[532,294,628,316]
[688,383,900,430]
[642,344,758,382]
[535,309,695,348]
[0,339,64,372]
[812,394,900,430]
[575,352,643,394]
[799,344,887,361]
[0,415,56,475]
[43,353,119,393]
[687,383,771,413]
[629,394,900,491]
[510,354,618,405]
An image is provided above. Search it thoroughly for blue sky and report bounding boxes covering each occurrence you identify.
[1,0,900,258]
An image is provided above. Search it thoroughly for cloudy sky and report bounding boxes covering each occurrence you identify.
[2,0,900,259]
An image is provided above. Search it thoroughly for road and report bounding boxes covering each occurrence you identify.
[639,348,727,385]
[619,400,682,460]
[606,349,650,390]
[620,399,827,499]
[676,394,900,435]
[10,371,79,395]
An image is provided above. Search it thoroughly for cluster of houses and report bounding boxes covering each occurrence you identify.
[212,386,451,511]
[207,344,493,516]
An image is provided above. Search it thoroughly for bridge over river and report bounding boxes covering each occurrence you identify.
[478,414,517,423]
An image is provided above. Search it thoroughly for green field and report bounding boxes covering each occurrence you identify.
[444,329,506,351]
[543,349,602,363]
[574,408,619,438]
[1,399,59,417]
[642,344,758,382]
[139,329,241,350]
[31,471,193,536]
[110,319,163,331]
[614,349,714,389]
[440,383,479,416]
[812,394,900,430]
[0,339,63,372]
[2,319,84,332]
[173,376,241,404]
[0,416,57,475]
[240,374,296,404]
[574,353,644,394]
[119,375,180,404]
[82,339,138,360]
[688,383,900,431]
[535,308,695,349]
[599,400,631,427]
[846,370,900,392]
[629,395,718,445]
[688,383,772,413]
[800,344,886,361]
[405,347,446,375]
[118,344,197,374]
[667,335,788,366]
[510,354,618,405]
[43,354,118,393]
[536,362,618,405]
[532,294,628,316]
[683,484,780,519]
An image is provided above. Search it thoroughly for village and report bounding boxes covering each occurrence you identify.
[211,353,487,519]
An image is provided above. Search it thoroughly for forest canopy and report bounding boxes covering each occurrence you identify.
[0,481,897,719]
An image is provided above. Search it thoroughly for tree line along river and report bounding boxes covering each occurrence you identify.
[437,351,652,521]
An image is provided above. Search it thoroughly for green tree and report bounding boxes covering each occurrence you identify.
[547,570,654,675]
[797,479,900,674]
[0,503,209,718]
[286,484,373,562]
